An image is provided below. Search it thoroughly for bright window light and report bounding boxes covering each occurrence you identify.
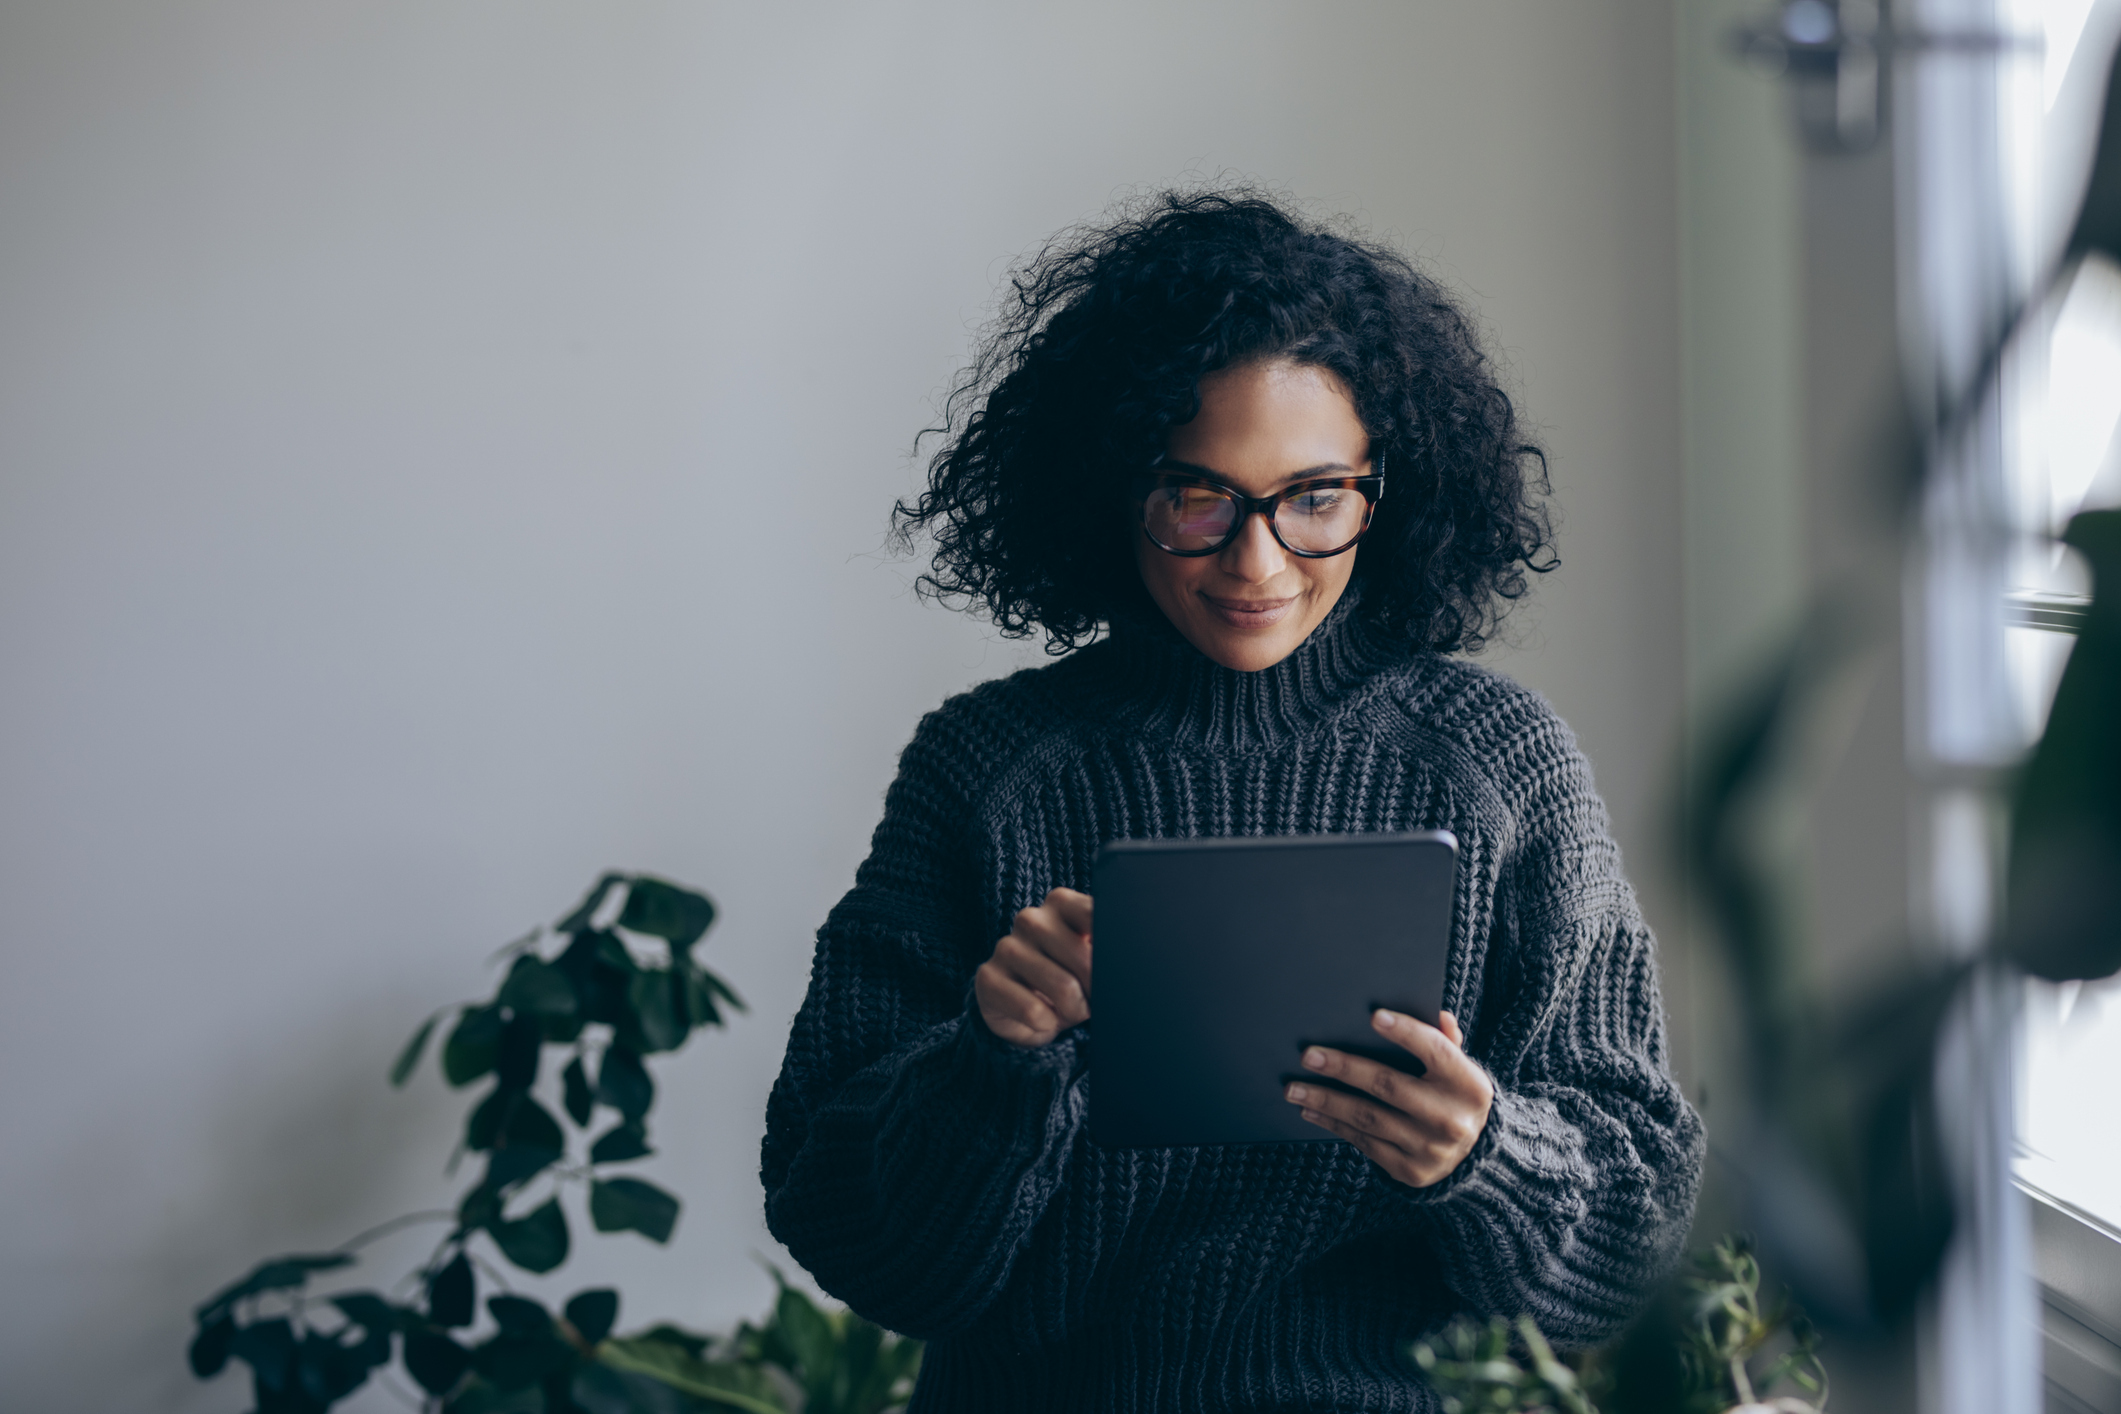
[2045,0,2098,108]
[2009,0,2121,1235]
[2045,256,2121,528]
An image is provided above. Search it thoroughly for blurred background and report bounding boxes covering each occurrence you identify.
[3,2,2118,1411]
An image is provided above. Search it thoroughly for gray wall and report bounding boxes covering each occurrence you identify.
[0,4,1686,1408]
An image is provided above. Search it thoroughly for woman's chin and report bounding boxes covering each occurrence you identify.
[1182,618,1313,673]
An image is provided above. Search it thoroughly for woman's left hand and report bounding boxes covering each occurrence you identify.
[1284,1009,1494,1188]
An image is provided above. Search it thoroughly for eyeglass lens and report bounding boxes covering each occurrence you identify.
[1141,482,1371,555]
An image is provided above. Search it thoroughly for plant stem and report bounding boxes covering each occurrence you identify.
[338,1211,458,1254]
[1731,1354,1756,1406]
[486,927,544,963]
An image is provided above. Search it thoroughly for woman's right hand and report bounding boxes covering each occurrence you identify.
[974,887,1093,1049]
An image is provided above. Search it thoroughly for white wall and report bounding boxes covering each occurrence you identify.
[0,4,1684,1409]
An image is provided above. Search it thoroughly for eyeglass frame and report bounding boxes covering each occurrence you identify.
[1130,450,1387,559]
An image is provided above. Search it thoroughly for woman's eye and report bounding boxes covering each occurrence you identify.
[1289,490,1346,515]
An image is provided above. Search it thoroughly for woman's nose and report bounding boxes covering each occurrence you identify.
[1219,511,1287,582]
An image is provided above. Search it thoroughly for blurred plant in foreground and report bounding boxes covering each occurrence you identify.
[1411,1314,1597,1414]
[1673,25,2121,1330]
[1411,1236,1825,1414]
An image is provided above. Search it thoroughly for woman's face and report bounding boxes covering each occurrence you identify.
[1134,360,1371,673]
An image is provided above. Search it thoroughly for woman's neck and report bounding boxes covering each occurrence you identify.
[1091,589,1412,753]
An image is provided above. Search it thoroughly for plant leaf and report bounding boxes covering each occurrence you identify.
[443,1007,505,1088]
[404,1326,473,1395]
[392,1015,439,1087]
[196,1253,356,1321]
[698,966,746,1014]
[230,1317,298,1391]
[595,1046,653,1122]
[490,1198,570,1274]
[495,1012,542,1092]
[296,1326,373,1403]
[538,1008,586,1046]
[2005,511,2121,980]
[635,1325,710,1359]
[680,967,721,1029]
[498,955,578,1019]
[444,1375,548,1413]
[839,1317,885,1405]
[573,1360,719,1414]
[474,1332,576,1392]
[2067,44,2121,264]
[773,1281,838,1386]
[457,1181,502,1234]
[625,967,688,1055]
[557,872,627,935]
[589,1177,680,1244]
[565,1289,620,1345]
[563,1056,595,1127]
[331,1292,399,1335]
[189,1314,236,1378]
[487,1295,553,1337]
[429,1252,476,1328]
[616,876,716,950]
[590,1122,653,1165]
[483,1142,563,1193]
[1860,1067,1955,1320]
[467,1089,564,1155]
[596,1338,788,1414]
[563,930,638,1028]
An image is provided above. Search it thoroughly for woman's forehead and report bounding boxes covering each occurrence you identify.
[1165,362,1370,490]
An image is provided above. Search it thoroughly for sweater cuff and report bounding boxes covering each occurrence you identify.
[958,991,1089,1085]
[1384,1086,1593,1233]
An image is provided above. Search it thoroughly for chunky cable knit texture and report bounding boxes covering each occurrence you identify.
[761,598,1704,1412]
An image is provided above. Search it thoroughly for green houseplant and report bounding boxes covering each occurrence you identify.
[186,872,920,1414]
[1410,1236,1826,1414]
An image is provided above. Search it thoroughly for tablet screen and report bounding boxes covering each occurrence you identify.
[1089,831,1457,1149]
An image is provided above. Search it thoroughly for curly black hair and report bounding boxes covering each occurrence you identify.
[895,189,1555,655]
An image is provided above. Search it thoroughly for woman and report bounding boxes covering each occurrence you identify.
[760,191,1703,1412]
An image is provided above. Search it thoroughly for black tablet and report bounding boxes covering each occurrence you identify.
[1089,831,1458,1148]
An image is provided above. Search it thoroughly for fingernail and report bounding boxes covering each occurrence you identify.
[1299,1110,1322,1125]
[1374,1009,1400,1029]
[1303,1047,1327,1069]
[1286,1084,1309,1103]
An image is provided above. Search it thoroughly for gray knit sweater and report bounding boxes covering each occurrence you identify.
[760,597,1703,1412]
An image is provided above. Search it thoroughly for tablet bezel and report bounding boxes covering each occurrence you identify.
[1087,830,1458,1150]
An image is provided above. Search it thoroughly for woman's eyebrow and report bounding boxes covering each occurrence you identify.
[1160,458,1360,482]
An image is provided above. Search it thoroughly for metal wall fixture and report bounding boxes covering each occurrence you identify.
[1735,0,2037,153]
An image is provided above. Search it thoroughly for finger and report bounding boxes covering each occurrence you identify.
[1043,887,1094,937]
[1295,1107,1423,1180]
[1301,1043,1493,1168]
[1297,1044,1461,1131]
[1284,1080,1419,1149]
[1371,1010,1490,1102]
[1014,905,1093,993]
[992,934,1090,1025]
[1293,1089,1466,1188]
[1438,1010,1464,1049]
[973,963,1060,1048]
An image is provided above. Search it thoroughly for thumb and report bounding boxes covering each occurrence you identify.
[1438,1010,1465,1049]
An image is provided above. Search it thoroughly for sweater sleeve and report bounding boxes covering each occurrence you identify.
[759,704,1087,1339]
[1386,727,1704,1345]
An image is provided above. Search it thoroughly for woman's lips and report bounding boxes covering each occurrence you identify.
[1200,593,1296,629]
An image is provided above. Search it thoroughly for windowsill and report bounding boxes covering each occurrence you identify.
[2022,1180,2121,1412]
[2006,590,2094,634]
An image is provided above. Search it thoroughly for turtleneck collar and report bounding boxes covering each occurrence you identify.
[1085,586,1415,753]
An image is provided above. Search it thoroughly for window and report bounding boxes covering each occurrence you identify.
[1996,0,2121,1234]
[1983,1,2121,1408]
